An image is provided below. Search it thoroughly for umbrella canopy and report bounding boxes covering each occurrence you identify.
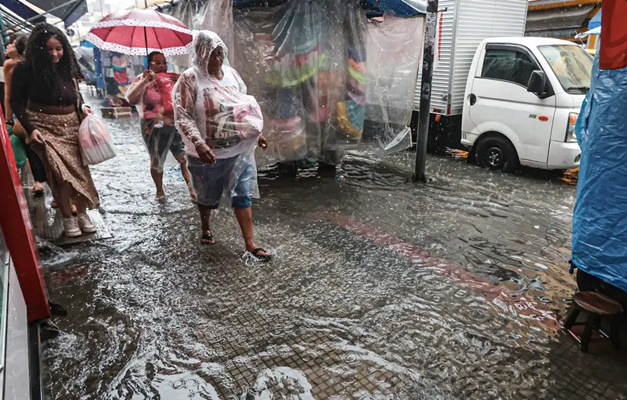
[85,9,193,56]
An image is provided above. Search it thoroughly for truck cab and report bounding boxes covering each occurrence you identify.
[461,37,592,172]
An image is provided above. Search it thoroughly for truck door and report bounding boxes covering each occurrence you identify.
[468,44,557,165]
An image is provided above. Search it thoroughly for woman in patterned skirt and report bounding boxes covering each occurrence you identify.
[11,23,100,237]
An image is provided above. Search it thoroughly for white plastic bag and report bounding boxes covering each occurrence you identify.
[79,115,117,165]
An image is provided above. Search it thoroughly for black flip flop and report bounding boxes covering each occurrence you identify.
[201,233,216,245]
[248,248,272,263]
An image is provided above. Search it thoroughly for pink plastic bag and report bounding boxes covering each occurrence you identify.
[79,115,117,165]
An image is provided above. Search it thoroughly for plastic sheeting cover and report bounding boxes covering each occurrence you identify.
[233,0,421,164]
[572,56,627,293]
[365,16,423,153]
[168,0,423,164]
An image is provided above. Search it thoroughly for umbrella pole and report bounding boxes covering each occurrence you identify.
[144,26,148,58]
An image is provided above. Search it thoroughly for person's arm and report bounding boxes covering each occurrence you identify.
[9,63,35,135]
[173,73,215,164]
[3,59,15,119]
[126,71,154,106]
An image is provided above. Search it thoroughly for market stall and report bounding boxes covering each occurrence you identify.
[166,0,425,170]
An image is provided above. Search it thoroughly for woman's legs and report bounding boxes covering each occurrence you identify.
[150,160,165,198]
[233,198,268,257]
[56,183,74,218]
[20,136,46,193]
[175,154,196,200]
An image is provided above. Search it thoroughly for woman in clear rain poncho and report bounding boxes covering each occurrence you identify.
[173,31,271,262]
[126,51,195,202]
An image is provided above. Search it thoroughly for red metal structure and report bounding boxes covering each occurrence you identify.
[600,0,627,70]
[0,118,50,322]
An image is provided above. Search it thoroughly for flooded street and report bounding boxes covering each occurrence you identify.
[39,106,627,399]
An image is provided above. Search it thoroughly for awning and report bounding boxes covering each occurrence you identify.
[364,0,426,16]
[27,0,88,27]
[526,4,596,38]
[1,0,87,29]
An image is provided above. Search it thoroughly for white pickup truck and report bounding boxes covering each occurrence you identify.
[461,37,591,172]
[412,0,592,172]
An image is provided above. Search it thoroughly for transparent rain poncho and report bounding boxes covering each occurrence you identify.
[173,30,263,200]
[126,68,184,173]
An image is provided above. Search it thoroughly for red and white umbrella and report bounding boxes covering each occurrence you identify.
[85,9,193,56]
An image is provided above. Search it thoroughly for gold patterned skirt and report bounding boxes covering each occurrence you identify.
[27,110,100,209]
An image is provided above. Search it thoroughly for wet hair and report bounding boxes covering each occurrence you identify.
[147,51,164,65]
[10,34,28,57]
[24,23,83,94]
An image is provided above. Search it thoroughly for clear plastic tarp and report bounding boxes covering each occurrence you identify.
[166,0,424,166]
[572,56,627,293]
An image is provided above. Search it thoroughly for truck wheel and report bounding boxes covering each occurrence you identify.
[475,136,520,173]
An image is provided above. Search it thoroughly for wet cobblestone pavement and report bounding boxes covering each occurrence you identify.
[37,98,627,399]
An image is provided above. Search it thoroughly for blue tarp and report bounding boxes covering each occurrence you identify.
[588,10,601,30]
[573,55,627,293]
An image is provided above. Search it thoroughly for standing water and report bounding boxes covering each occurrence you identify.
[39,106,627,399]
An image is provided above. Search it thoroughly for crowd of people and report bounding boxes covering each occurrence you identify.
[5,23,271,262]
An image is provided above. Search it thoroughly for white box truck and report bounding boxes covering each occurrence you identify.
[413,0,588,171]
[413,0,528,153]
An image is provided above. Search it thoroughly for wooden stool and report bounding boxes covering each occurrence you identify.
[563,292,623,352]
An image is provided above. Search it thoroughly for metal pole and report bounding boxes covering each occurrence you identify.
[413,0,439,183]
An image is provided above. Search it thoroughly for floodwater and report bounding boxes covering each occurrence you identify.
[39,108,627,399]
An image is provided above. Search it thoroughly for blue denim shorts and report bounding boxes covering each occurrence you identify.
[187,155,254,209]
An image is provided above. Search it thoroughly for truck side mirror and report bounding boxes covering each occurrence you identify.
[527,70,548,98]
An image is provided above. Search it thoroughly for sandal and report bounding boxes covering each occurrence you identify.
[201,232,216,245]
[32,182,44,197]
[247,248,272,263]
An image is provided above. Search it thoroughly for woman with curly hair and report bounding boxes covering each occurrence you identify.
[11,23,100,237]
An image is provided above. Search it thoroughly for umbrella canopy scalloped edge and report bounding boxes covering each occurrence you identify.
[85,32,193,56]
[91,18,192,35]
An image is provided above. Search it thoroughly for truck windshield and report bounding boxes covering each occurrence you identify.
[539,45,593,94]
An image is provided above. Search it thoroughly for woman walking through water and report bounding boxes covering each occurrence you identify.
[126,51,195,202]
[173,31,271,262]
[11,23,100,237]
